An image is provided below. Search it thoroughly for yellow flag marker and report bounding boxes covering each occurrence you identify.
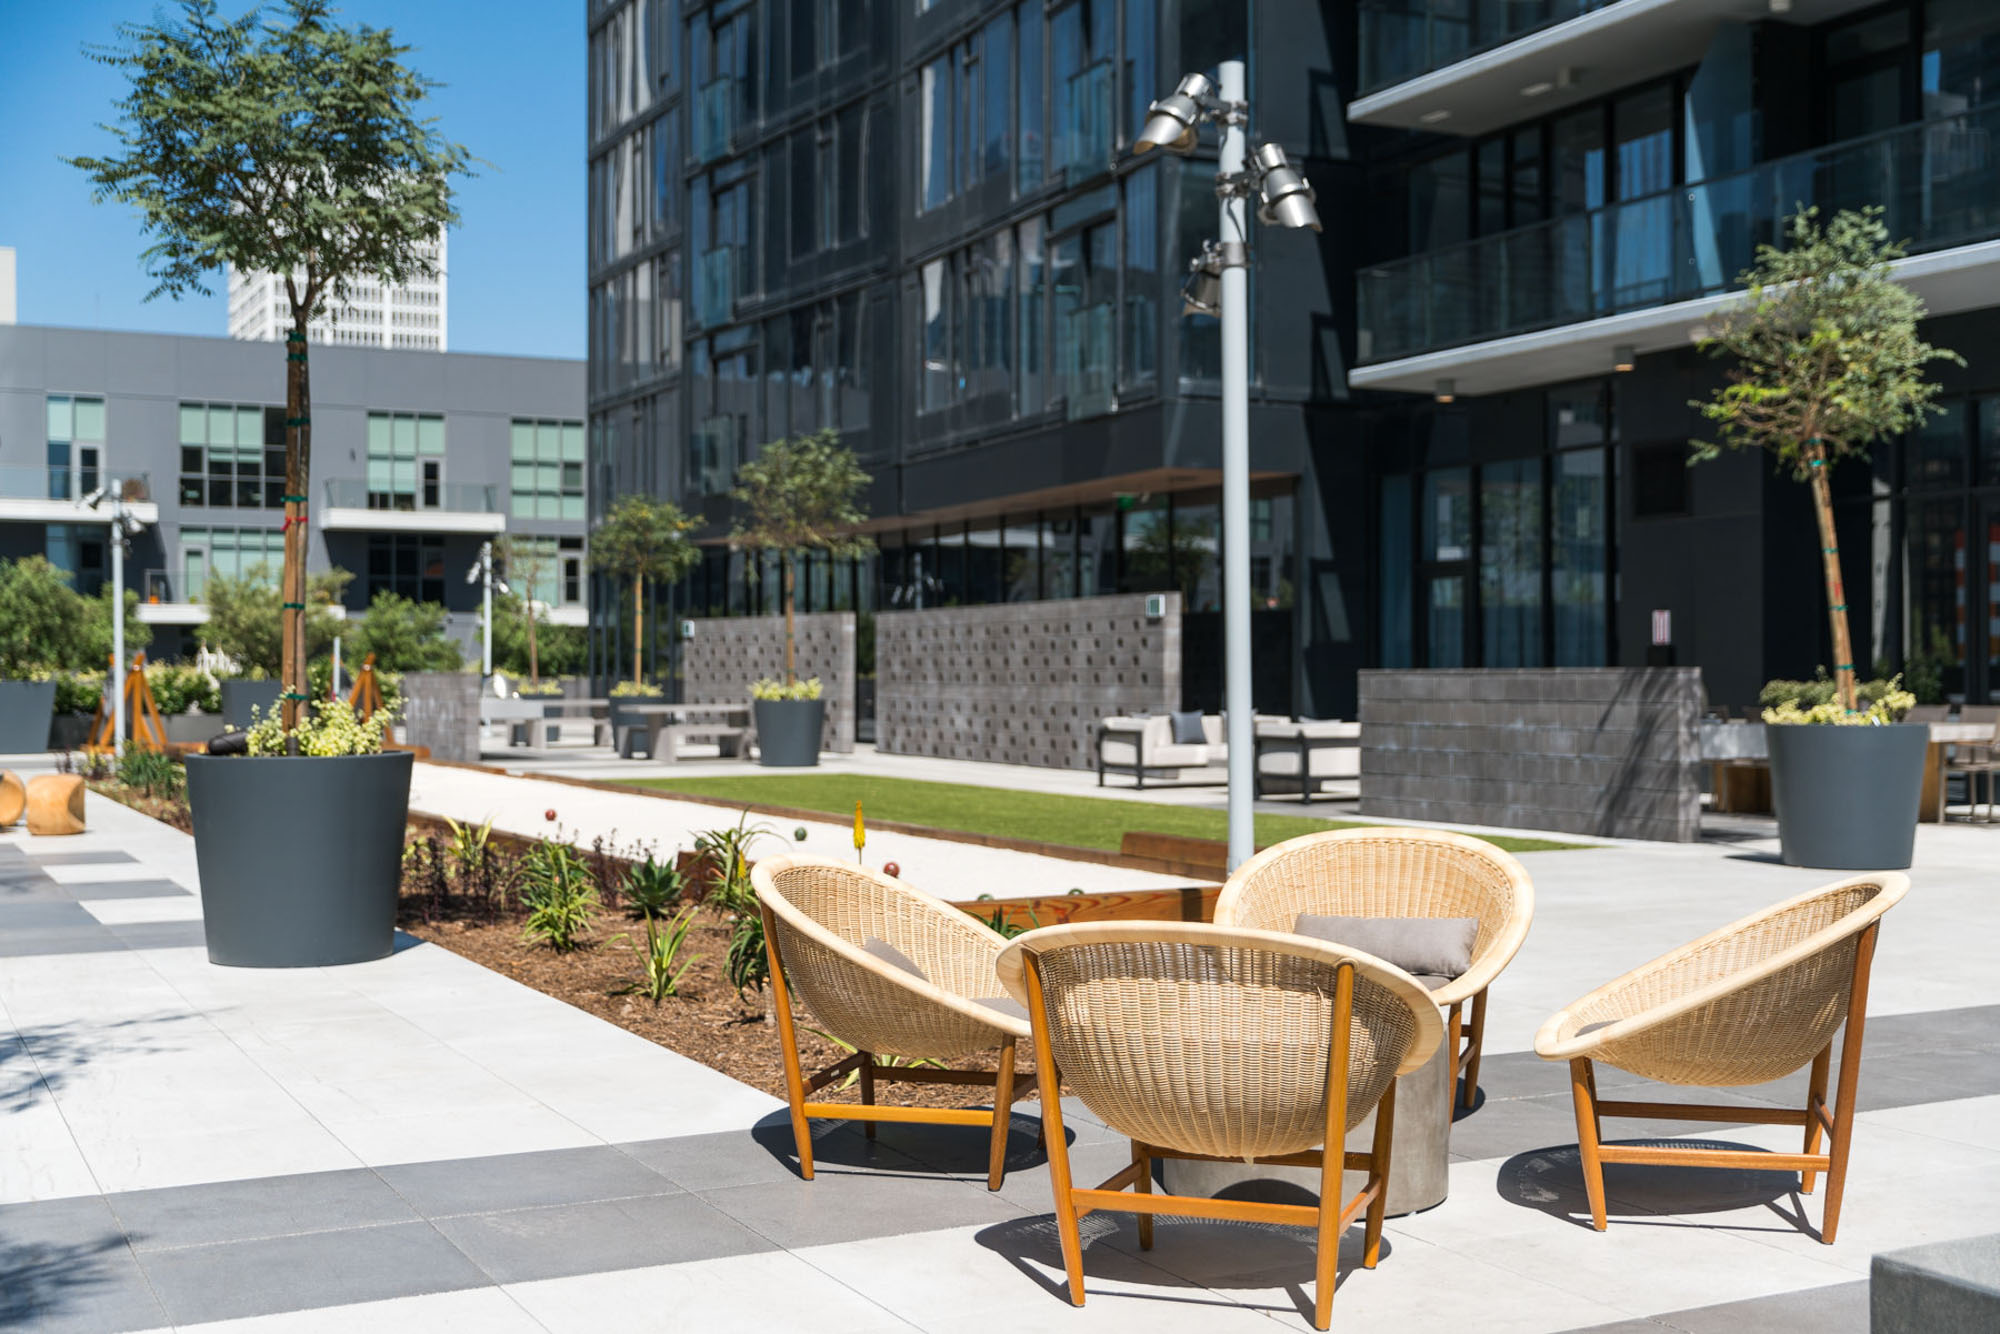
[853,800,865,863]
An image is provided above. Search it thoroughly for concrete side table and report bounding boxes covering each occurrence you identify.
[1159,1036,1453,1217]
[1872,1233,2000,1332]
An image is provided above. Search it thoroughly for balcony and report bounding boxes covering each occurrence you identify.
[1354,104,2000,389]
[1350,0,1882,135]
[138,566,220,625]
[0,469,159,526]
[694,246,740,328]
[318,478,505,534]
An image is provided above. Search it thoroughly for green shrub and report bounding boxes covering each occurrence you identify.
[245,699,392,756]
[519,838,596,951]
[116,749,184,799]
[750,676,821,701]
[622,853,686,918]
[51,670,103,715]
[611,680,663,698]
[146,662,219,715]
[631,905,700,1002]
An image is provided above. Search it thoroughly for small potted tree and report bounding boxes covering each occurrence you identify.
[1692,207,1959,870]
[74,0,470,964]
[589,496,700,748]
[730,430,872,767]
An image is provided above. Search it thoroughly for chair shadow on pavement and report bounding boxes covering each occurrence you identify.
[1496,1139,1819,1238]
[975,1177,1397,1328]
[748,1107,1063,1179]
[0,1233,141,1330]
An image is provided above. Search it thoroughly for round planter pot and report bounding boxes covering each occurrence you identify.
[186,750,414,967]
[1767,723,1928,871]
[162,713,222,746]
[47,712,93,752]
[219,679,284,731]
[0,680,56,753]
[754,698,825,767]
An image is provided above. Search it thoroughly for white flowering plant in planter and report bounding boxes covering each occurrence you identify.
[750,676,822,701]
[245,699,392,757]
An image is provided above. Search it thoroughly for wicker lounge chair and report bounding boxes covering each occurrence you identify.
[1534,873,1909,1243]
[752,855,1038,1189]
[995,922,1442,1331]
[1213,828,1535,1111]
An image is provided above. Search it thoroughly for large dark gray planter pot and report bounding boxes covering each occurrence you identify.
[220,679,284,730]
[754,698,824,767]
[1767,723,1928,870]
[0,680,56,752]
[186,750,413,967]
[48,712,93,752]
[162,713,222,746]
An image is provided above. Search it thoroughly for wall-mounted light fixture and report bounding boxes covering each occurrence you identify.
[1613,344,1637,373]
[1434,379,1456,404]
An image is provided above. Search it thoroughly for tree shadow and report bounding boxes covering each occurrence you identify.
[0,1012,200,1112]
[1496,1139,1815,1236]
[0,1231,144,1328]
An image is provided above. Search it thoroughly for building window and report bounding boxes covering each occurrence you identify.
[504,535,586,608]
[1051,0,1111,180]
[174,525,284,602]
[366,412,446,511]
[367,533,446,605]
[510,419,586,521]
[1479,458,1544,668]
[1018,1,1045,191]
[178,402,283,509]
[1122,163,1157,386]
[46,395,106,502]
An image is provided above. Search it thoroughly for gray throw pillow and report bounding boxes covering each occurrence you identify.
[1169,710,1206,745]
[862,936,927,981]
[1292,913,1478,982]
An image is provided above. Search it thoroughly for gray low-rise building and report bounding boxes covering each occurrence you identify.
[0,324,586,660]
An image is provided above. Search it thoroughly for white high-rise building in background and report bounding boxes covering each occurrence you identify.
[0,247,16,325]
[227,231,447,350]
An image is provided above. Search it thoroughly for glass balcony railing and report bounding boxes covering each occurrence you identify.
[1358,1,1629,96]
[1059,60,1113,181]
[694,246,740,328]
[1357,104,2000,364]
[322,478,500,513]
[692,79,738,162]
[0,467,151,505]
[1062,303,1115,421]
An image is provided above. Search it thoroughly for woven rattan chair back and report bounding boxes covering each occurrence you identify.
[997,922,1441,1161]
[1213,828,1534,1007]
[1536,875,1908,1086]
[754,856,1024,1061]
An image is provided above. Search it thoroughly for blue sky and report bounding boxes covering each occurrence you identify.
[0,0,583,360]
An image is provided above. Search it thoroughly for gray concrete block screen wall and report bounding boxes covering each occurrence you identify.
[1358,668,1703,842]
[875,593,1181,770]
[681,613,856,753]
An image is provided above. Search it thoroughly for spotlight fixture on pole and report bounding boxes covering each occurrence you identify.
[1133,61,1321,870]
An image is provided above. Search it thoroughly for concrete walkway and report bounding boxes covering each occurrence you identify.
[406,762,1208,900]
[3,752,1998,1332]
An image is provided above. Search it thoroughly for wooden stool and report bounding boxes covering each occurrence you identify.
[26,773,85,836]
[0,770,24,826]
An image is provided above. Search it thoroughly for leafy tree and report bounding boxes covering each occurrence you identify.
[494,535,551,683]
[0,557,90,673]
[589,496,700,685]
[200,565,350,675]
[492,589,586,679]
[730,430,873,684]
[73,0,472,732]
[350,591,464,673]
[1692,207,1960,713]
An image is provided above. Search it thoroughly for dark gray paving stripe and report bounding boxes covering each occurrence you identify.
[1452,1002,2000,1163]
[62,880,190,901]
[24,851,139,867]
[1552,1278,1867,1332]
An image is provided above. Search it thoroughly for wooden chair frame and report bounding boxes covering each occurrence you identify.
[1444,987,1490,1113]
[1564,921,1878,1245]
[761,902,1039,1191]
[1026,953,1393,1333]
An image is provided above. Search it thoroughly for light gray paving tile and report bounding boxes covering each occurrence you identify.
[111,1167,419,1251]
[63,879,192,901]
[0,1194,171,1334]
[104,920,209,951]
[1551,1278,1867,1332]
[136,1219,490,1326]
[0,925,127,956]
[433,1191,776,1284]
[700,1161,1031,1250]
[377,1144,681,1218]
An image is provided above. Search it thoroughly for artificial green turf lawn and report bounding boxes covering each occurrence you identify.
[616,773,1584,856]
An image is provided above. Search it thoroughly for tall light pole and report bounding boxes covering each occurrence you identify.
[1136,62,1321,869]
[84,480,144,758]
[466,540,512,688]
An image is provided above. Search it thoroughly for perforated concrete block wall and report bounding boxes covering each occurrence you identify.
[1358,668,1703,841]
[682,612,855,753]
[876,593,1180,769]
[400,671,481,765]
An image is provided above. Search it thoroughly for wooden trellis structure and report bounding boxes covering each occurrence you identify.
[86,654,168,754]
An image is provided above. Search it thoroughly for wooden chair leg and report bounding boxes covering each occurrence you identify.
[1026,959,1087,1307]
[859,1051,877,1140]
[762,906,815,1180]
[1570,1057,1607,1231]
[1801,1043,1832,1195]
[1132,1140,1154,1250]
[1363,1078,1395,1270]
[987,1038,1017,1191]
[1313,964,1356,1333]
[1462,987,1490,1110]
[1446,1003,1464,1107]
[1821,924,1879,1246]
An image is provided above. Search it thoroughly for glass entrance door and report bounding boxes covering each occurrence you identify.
[1421,468,1473,666]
